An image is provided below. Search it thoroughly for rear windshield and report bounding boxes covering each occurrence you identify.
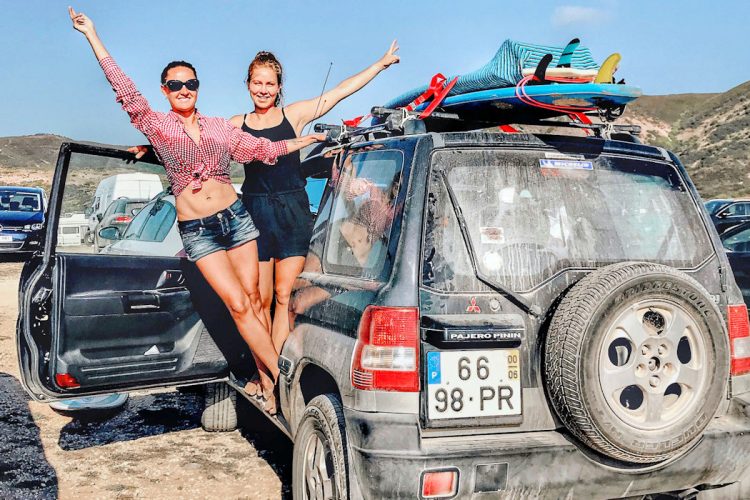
[423,149,713,293]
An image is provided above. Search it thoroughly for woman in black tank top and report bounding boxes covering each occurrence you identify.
[227,44,400,404]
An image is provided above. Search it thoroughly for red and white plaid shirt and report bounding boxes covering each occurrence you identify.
[99,57,287,196]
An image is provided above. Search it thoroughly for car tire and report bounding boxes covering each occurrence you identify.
[201,382,238,432]
[544,262,729,464]
[292,393,349,500]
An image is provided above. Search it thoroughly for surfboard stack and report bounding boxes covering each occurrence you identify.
[377,39,641,125]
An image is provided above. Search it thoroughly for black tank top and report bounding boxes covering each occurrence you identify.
[241,109,305,194]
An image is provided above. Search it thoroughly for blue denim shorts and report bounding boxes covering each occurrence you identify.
[177,199,260,262]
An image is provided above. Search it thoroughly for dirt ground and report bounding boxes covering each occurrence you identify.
[0,258,290,500]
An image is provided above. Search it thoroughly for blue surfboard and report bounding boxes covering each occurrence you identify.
[408,83,642,122]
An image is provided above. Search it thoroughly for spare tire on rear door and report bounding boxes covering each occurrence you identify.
[544,262,729,464]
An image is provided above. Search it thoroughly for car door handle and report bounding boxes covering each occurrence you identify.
[123,292,161,312]
[156,270,185,289]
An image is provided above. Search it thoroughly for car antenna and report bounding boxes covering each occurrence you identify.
[302,61,333,137]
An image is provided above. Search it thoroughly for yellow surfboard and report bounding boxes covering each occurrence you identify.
[595,53,622,84]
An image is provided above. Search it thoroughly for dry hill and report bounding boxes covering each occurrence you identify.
[1,82,748,200]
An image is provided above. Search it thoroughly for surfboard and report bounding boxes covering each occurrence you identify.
[595,53,622,84]
[521,67,598,81]
[409,83,642,122]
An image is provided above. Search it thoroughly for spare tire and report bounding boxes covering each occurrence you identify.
[544,262,729,464]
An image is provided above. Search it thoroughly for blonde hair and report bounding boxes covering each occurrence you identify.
[246,51,284,106]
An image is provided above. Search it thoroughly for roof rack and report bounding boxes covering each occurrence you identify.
[315,106,641,145]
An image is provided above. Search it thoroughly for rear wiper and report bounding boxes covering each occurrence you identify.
[439,171,540,317]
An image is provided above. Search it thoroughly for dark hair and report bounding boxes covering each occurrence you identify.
[160,61,197,84]
[246,51,283,106]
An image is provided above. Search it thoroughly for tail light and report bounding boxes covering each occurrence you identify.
[421,469,458,498]
[351,306,420,392]
[55,373,80,389]
[114,215,132,223]
[728,304,750,376]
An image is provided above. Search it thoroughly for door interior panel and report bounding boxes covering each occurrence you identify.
[50,253,231,392]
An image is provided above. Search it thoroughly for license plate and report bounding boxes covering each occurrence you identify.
[426,350,521,420]
[0,235,12,243]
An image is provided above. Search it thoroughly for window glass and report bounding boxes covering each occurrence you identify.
[323,149,404,279]
[424,149,713,293]
[56,152,167,254]
[123,199,176,243]
[723,227,750,252]
[0,190,42,212]
[724,203,750,216]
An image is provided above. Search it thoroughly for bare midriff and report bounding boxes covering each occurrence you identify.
[175,179,239,221]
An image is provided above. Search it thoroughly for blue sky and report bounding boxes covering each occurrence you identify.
[1,0,749,144]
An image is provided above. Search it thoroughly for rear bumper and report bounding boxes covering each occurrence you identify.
[345,399,750,499]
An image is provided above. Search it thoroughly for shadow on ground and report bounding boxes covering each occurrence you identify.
[0,373,58,499]
[237,398,294,499]
[58,390,203,451]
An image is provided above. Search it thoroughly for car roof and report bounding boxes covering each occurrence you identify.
[0,186,44,193]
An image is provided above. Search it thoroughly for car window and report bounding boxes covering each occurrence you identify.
[123,199,176,243]
[723,203,750,216]
[723,227,750,252]
[424,149,713,293]
[323,149,404,279]
[102,199,124,219]
[55,152,167,253]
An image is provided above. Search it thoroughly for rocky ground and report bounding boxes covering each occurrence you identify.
[0,258,290,500]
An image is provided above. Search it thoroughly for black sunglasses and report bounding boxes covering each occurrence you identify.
[164,79,200,92]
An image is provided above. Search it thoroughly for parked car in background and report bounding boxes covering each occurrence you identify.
[704,198,732,216]
[98,193,183,257]
[710,198,750,234]
[94,197,149,251]
[85,173,163,243]
[57,213,88,246]
[722,221,750,310]
[0,186,46,254]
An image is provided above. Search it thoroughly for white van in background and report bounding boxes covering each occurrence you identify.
[85,173,163,242]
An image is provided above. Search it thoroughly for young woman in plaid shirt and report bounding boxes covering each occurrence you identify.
[69,7,324,411]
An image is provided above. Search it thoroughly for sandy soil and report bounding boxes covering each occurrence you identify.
[0,258,290,500]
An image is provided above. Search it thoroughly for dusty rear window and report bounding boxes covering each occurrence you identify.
[423,149,713,293]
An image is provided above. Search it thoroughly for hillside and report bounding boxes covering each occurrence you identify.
[0,135,244,212]
[620,81,750,198]
[1,82,748,201]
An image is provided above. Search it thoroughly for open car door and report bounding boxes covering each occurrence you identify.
[17,143,249,401]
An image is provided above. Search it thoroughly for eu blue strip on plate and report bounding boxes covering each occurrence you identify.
[539,159,594,170]
[427,352,441,384]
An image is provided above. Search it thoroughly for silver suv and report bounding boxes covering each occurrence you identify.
[16,130,750,499]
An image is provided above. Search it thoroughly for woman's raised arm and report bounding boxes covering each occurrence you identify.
[69,7,110,61]
[69,7,158,136]
[286,40,400,133]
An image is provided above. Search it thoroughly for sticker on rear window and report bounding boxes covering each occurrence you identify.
[539,159,593,170]
[544,152,586,160]
[480,226,505,244]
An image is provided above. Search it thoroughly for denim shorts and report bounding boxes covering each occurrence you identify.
[177,199,260,262]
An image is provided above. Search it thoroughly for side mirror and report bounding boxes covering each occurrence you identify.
[98,226,121,241]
